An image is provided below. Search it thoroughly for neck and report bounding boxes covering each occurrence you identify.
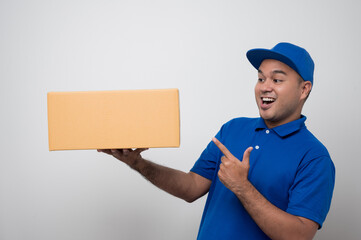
[264,114,302,129]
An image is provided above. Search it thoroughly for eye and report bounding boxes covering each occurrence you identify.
[258,78,265,82]
[273,79,283,83]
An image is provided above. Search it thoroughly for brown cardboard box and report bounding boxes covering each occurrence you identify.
[47,89,180,150]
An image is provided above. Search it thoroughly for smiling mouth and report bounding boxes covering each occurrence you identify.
[262,97,275,105]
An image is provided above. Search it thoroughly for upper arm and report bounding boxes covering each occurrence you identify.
[288,156,335,228]
[296,216,318,240]
[185,171,212,203]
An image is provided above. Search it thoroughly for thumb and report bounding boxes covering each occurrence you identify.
[134,148,149,155]
[242,147,253,165]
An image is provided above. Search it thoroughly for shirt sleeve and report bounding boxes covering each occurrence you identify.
[190,127,224,181]
[286,154,335,228]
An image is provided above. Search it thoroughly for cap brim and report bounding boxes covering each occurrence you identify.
[246,48,299,74]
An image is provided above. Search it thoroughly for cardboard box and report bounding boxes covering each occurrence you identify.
[47,89,180,150]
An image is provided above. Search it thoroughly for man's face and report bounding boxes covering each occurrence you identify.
[254,59,311,128]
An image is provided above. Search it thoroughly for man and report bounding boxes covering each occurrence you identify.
[98,42,335,239]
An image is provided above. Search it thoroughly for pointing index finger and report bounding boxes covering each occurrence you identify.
[212,137,234,159]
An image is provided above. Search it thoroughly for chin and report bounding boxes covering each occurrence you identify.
[259,111,274,121]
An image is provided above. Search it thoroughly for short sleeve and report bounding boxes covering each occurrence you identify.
[190,128,224,181]
[287,155,335,228]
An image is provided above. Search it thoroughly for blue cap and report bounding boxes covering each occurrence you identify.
[246,42,314,84]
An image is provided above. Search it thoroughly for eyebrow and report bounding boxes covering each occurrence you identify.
[258,69,287,76]
[273,70,287,75]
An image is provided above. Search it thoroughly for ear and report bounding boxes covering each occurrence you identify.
[301,81,312,100]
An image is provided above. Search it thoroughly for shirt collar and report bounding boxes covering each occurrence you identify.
[255,115,307,138]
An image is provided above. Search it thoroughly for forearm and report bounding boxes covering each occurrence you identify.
[131,158,200,202]
[234,181,317,240]
[213,138,318,240]
[99,148,211,203]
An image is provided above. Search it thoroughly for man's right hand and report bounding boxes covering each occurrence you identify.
[97,148,148,169]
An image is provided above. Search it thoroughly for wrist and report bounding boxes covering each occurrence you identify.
[234,179,253,198]
[130,156,145,171]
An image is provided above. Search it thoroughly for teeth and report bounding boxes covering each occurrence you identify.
[262,97,275,102]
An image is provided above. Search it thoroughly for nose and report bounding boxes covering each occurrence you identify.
[259,79,273,93]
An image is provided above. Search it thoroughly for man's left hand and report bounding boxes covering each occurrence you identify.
[212,137,253,192]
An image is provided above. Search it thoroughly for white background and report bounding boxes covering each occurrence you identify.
[1,0,360,239]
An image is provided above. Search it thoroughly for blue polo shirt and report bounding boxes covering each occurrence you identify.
[191,116,335,240]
